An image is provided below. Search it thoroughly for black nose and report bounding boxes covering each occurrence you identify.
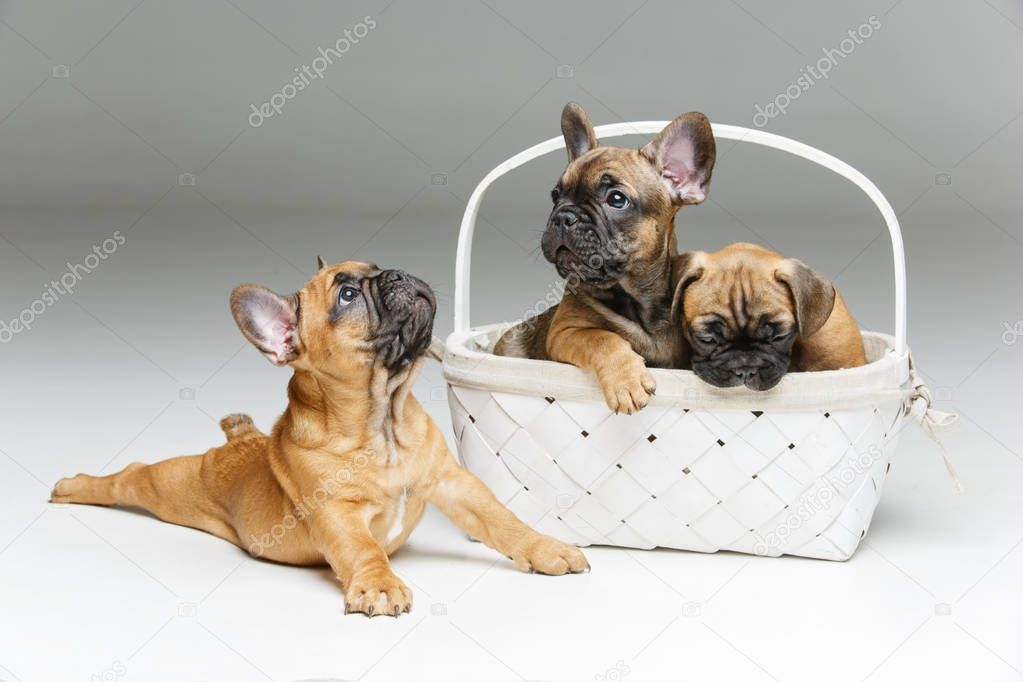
[553,210,579,231]
[734,368,759,381]
[378,269,409,285]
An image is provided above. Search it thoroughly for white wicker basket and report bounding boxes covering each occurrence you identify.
[442,122,952,561]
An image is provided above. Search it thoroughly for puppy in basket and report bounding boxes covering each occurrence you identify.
[671,243,866,390]
[52,260,588,617]
[495,102,716,414]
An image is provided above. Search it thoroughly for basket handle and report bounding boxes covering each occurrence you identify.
[454,122,908,358]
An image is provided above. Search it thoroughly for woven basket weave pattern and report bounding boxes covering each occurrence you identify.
[449,385,904,561]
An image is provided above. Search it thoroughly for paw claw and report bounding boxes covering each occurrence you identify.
[343,570,411,617]
[599,363,656,415]
[511,537,589,576]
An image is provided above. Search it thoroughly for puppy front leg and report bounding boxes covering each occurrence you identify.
[430,462,589,575]
[549,326,656,414]
[307,501,411,617]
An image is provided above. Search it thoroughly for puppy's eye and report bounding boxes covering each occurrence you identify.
[694,333,716,344]
[550,187,560,203]
[606,190,629,209]
[773,329,794,342]
[338,286,360,306]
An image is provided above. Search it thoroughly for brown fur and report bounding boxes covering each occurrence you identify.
[495,103,716,413]
[672,243,866,386]
[52,261,587,617]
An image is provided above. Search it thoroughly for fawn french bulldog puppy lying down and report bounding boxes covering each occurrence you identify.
[53,260,588,617]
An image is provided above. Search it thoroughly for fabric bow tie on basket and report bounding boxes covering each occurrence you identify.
[906,363,962,493]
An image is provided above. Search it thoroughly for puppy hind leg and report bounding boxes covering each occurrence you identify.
[52,455,241,545]
[50,462,146,506]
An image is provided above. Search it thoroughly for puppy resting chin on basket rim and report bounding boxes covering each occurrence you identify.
[671,242,867,391]
[52,259,588,617]
[494,102,716,414]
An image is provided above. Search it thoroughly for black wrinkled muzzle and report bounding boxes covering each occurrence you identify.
[692,349,790,391]
[541,205,629,287]
[365,270,437,371]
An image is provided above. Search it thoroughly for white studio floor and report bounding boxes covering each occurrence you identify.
[2,363,1021,682]
[1,206,1022,682]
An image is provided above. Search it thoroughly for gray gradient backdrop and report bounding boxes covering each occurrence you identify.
[1,1,1021,680]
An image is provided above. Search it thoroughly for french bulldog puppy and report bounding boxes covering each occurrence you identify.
[495,102,716,414]
[672,243,866,390]
[52,260,588,617]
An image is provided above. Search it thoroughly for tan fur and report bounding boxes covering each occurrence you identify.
[495,106,716,414]
[674,243,866,372]
[494,145,681,413]
[52,261,587,617]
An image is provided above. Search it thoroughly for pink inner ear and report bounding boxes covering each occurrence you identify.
[661,138,705,203]
[249,296,296,365]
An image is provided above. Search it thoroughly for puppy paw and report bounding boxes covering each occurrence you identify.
[50,475,80,503]
[50,468,137,505]
[511,536,589,575]
[344,568,412,617]
[597,361,656,414]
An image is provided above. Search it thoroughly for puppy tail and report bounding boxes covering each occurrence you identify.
[220,413,260,442]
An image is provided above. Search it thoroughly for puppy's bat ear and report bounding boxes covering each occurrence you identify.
[561,102,598,161]
[641,112,716,205]
[774,260,836,338]
[316,255,327,271]
[670,252,705,325]
[230,285,300,366]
